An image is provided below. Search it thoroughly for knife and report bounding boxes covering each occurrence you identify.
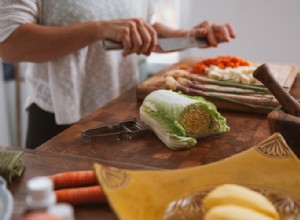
[102,37,211,52]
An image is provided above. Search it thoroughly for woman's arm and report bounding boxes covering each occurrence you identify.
[0,22,102,63]
[0,18,157,63]
[0,18,237,63]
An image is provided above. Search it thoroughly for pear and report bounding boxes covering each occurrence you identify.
[204,205,275,220]
[203,184,279,220]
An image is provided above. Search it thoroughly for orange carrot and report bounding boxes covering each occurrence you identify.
[217,63,225,69]
[191,63,207,74]
[55,185,107,205]
[190,55,250,75]
[49,170,97,189]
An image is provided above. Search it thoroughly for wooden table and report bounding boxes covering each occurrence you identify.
[7,74,300,219]
[38,75,300,168]
[3,146,156,220]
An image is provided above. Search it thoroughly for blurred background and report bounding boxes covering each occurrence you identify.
[1,0,300,147]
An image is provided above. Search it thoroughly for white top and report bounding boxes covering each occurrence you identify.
[26,176,56,209]
[0,0,154,124]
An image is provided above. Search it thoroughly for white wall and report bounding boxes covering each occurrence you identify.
[4,78,28,147]
[0,62,10,146]
[0,63,28,147]
[179,0,300,67]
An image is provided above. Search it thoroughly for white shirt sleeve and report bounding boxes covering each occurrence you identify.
[0,0,38,43]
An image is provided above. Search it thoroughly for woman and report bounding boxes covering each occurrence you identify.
[0,0,236,148]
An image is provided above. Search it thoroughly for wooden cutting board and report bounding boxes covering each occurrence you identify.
[137,57,299,114]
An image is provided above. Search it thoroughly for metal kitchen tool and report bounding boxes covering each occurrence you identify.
[81,118,150,144]
[102,37,211,52]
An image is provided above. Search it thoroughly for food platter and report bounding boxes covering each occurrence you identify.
[163,186,300,220]
[0,176,13,220]
[137,56,298,114]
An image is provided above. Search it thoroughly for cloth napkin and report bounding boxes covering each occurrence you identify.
[0,150,24,184]
[94,133,300,220]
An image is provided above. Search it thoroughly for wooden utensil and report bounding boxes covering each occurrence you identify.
[253,64,300,156]
[253,63,300,116]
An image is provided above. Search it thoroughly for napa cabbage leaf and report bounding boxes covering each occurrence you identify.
[139,90,229,150]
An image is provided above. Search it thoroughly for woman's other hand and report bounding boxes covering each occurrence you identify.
[100,18,157,56]
[190,20,237,47]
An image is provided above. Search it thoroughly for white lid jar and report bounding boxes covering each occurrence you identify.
[25,176,56,210]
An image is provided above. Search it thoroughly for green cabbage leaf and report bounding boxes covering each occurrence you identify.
[139,90,230,150]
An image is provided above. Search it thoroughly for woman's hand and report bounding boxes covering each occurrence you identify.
[189,20,237,47]
[100,18,157,56]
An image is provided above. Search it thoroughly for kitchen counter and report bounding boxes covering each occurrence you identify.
[37,74,300,168]
[6,73,300,219]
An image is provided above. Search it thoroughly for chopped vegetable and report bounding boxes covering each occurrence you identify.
[190,56,251,75]
[191,63,208,74]
[205,65,260,84]
[139,90,229,150]
[55,185,107,205]
[49,170,97,189]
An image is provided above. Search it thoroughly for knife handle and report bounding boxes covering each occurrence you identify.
[102,40,123,50]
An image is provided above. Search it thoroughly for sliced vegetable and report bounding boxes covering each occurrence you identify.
[139,89,229,150]
[192,56,251,74]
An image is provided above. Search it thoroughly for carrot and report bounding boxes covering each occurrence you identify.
[217,63,225,69]
[190,55,250,75]
[240,60,251,66]
[49,170,97,189]
[55,185,107,205]
[227,62,236,68]
[191,63,207,74]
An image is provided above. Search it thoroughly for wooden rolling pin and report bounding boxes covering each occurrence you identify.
[253,63,300,116]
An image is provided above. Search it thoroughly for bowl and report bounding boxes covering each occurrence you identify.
[0,176,13,220]
[268,106,300,157]
[163,186,300,220]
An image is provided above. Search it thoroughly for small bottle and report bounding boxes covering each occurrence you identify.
[25,176,56,211]
[22,177,72,220]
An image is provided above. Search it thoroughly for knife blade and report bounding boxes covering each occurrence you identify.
[102,37,211,52]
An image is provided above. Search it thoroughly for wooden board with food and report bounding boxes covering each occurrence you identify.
[137,56,298,114]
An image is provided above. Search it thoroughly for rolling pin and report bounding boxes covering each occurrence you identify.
[253,63,300,116]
